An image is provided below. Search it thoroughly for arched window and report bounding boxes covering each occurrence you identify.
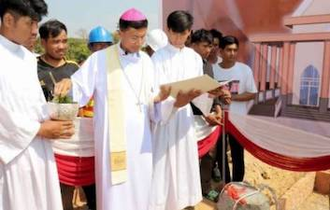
[299,65,320,106]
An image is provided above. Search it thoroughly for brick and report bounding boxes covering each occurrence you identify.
[314,170,330,195]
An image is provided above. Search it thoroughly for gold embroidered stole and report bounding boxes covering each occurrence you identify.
[106,45,127,184]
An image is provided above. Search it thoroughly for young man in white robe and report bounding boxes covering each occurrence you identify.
[150,11,222,210]
[0,1,75,210]
[54,8,170,210]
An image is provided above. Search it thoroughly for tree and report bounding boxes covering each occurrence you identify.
[66,38,90,64]
[76,28,88,40]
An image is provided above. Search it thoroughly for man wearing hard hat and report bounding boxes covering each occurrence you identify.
[145,28,168,56]
[88,26,113,53]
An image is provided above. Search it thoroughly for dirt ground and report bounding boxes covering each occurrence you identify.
[244,151,305,199]
[73,151,329,210]
[244,152,330,210]
[196,151,329,210]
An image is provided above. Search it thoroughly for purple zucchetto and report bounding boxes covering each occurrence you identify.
[120,8,146,21]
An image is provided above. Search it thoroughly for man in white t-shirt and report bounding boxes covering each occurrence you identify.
[212,35,257,183]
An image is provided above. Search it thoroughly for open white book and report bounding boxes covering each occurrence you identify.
[163,74,231,98]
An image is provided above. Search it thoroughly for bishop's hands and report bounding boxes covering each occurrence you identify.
[174,89,202,108]
[54,78,72,97]
[154,85,171,103]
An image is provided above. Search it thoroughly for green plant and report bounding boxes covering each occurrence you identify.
[52,95,74,103]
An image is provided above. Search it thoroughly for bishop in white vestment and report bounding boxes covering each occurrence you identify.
[54,8,169,210]
[69,43,157,210]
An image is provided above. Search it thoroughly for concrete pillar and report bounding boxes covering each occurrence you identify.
[320,41,330,112]
[253,43,261,90]
[280,42,290,111]
[287,43,296,104]
[260,44,268,92]
[281,42,290,95]
[277,47,283,87]
[269,45,277,90]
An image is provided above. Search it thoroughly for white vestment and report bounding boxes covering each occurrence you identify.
[71,44,157,210]
[0,35,62,210]
[149,44,203,210]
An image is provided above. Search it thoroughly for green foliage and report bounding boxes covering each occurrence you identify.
[66,38,91,64]
[34,39,44,55]
[52,95,74,104]
[35,38,91,64]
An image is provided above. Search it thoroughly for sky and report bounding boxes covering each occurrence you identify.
[43,0,161,38]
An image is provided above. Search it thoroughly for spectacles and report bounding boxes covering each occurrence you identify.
[128,36,145,44]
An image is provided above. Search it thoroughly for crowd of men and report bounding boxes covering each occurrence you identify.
[0,0,257,210]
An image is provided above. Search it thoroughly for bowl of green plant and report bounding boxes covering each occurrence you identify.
[47,95,79,120]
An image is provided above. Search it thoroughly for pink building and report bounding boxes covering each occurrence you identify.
[162,0,330,122]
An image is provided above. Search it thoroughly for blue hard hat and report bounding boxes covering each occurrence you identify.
[88,26,113,43]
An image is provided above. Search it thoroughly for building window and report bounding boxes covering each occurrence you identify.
[299,65,320,106]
